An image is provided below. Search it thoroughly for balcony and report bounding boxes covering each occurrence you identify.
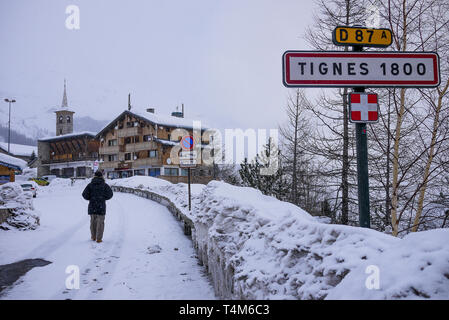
[117,127,142,138]
[99,145,119,155]
[125,141,156,152]
[100,161,118,169]
[133,157,162,167]
[41,156,97,164]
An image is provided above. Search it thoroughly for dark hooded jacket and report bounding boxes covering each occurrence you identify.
[82,177,113,215]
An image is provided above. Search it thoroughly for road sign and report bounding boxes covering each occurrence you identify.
[333,26,392,47]
[180,158,197,168]
[349,93,379,123]
[181,135,195,151]
[180,151,197,159]
[282,51,440,88]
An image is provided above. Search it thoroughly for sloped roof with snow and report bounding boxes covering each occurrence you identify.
[38,131,97,142]
[0,142,37,157]
[0,153,28,170]
[96,110,209,139]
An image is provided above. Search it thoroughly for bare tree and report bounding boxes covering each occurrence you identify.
[367,0,449,235]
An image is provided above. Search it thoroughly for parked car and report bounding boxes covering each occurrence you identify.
[42,175,57,182]
[29,177,49,186]
[21,183,37,198]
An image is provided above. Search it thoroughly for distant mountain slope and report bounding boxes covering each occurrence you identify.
[0,99,108,142]
[0,125,38,145]
[74,116,108,134]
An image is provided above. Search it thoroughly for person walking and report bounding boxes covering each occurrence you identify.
[82,171,113,243]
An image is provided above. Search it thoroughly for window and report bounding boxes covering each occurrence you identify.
[108,154,118,161]
[164,168,178,176]
[67,116,71,123]
[122,170,133,178]
[108,139,117,146]
[148,150,158,158]
[134,169,145,176]
[59,129,63,134]
[166,127,170,132]
[126,121,133,128]
[125,137,131,144]
[125,153,132,161]
[143,135,152,141]
[59,116,63,124]
[107,171,120,179]
[134,136,140,143]
[180,168,189,176]
[149,168,160,177]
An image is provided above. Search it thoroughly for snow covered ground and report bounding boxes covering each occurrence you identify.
[1,175,448,300]
[0,179,215,299]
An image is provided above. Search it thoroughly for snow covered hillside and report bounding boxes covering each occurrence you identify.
[110,176,449,300]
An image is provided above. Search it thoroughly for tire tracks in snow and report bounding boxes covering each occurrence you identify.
[18,218,88,262]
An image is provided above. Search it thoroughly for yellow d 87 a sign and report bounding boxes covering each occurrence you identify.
[333,26,392,48]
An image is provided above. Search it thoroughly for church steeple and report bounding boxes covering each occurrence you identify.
[61,79,68,108]
[55,79,75,136]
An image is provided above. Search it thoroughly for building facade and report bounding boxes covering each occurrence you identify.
[96,109,213,183]
[37,132,99,178]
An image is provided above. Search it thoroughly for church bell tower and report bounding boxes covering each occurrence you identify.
[55,79,75,136]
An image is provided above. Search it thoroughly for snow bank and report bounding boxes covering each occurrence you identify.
[109,176,172,189]
[47,178,89,189]
[0,182,39,230]
[110,176,449,300]
[15,168,38,182]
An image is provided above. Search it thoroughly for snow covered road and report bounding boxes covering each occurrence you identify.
[0,182,216,299]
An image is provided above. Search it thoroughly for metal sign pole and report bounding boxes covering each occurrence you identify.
[353,44,371,228]
[188,167,191,211]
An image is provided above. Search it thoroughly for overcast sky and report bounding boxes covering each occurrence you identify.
[0,0,317,132]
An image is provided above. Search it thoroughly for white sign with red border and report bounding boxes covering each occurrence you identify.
[282,51,440,88]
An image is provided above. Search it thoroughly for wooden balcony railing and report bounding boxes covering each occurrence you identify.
[117,127,142,138]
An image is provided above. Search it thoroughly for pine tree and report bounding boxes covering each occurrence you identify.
[239,138,288,201]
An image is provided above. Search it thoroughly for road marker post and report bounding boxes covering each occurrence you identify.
[180,135,197,211]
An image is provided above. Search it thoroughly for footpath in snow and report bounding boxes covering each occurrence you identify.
[0,179,216,299]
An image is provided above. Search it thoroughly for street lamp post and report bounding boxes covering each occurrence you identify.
[4,98,16,154]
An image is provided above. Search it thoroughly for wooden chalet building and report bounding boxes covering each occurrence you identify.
[96,107,214,183]
[37,132,99,178]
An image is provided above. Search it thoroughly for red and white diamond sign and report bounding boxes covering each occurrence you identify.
[349,93,379,123]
